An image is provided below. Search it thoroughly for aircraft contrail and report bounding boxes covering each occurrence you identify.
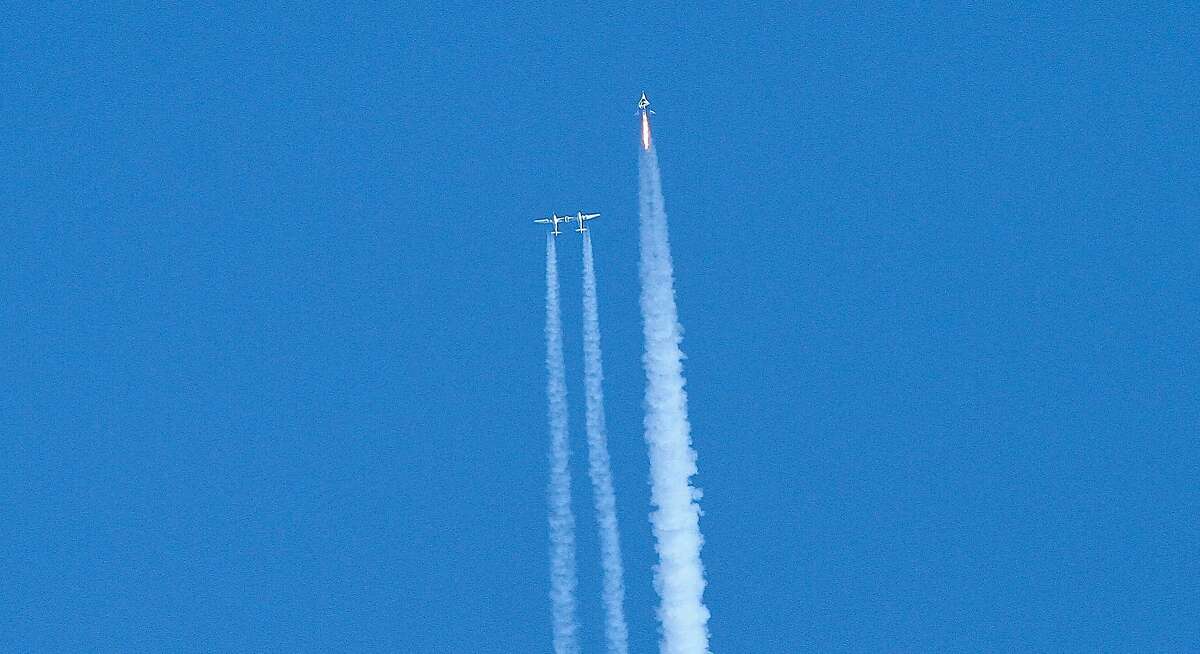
[637,143,712,654]
[581,232,630,654]
[545,234,580,654]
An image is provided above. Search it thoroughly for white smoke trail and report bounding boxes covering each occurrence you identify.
[545,234,580,654]
[581,232,630,654]
[637,146,712,654]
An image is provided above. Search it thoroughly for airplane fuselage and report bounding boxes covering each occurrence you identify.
[574,212,600,233]
[536,213,576,236]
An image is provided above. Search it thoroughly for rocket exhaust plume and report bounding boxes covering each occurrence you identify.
[637,144,712,653]
[545,234,580,654]
[581,232,630,654]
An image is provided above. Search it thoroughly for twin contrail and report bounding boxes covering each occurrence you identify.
[637,145,711,654]
[581,232,630,654]
[545,234,580,654]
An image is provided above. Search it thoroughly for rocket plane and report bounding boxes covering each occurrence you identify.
[636,92,654,150]
[637,92,654,114]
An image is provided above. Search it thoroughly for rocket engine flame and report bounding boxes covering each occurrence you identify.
[641,112,651,151]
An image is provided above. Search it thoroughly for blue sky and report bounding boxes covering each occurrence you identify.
[2,4,1197,652]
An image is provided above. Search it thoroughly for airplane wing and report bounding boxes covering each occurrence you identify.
[534,218,550,224]
[581,213,600,220]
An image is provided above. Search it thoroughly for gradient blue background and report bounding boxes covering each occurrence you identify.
[3,4,1197,652]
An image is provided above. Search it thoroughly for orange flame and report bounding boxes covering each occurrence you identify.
[641,112,651,150]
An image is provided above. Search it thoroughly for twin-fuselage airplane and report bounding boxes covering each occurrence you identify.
[534,211,601,236]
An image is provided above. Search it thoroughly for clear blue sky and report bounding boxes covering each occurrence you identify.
[3,5,1197,652]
